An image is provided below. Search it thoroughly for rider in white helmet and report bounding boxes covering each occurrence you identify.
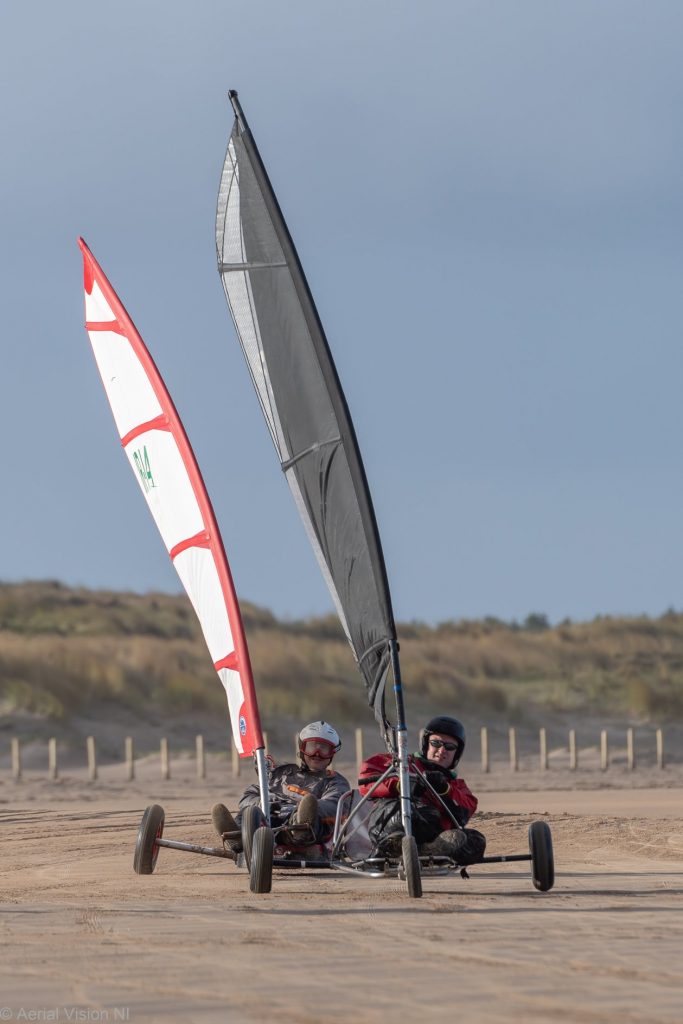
[213,721,349,850]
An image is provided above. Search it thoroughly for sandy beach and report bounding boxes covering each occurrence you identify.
[0,759,681,1023]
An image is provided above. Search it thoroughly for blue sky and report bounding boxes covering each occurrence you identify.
[2,1,682,625]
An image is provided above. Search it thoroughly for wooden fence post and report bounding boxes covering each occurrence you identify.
[48,737,58,780]
[509,727,518,772]
[125,737,135,781]
[160,737,170,780]
[656,728,664,770]
[11,738,21,781]
[355,728,363,781]
[569,729,577,771]
[263,732,269,755]
[480,727,489,773]
[87,736,97,781]
[626,728,635,771]
[196,735,205,780]
[539,728,547,771]
[231,738,240,778]
[600,730,609,771]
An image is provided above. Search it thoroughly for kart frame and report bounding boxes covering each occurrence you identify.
[134,756,555,897]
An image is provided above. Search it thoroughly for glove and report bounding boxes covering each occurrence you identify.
[409,774,426,798]
[425,770,450,796]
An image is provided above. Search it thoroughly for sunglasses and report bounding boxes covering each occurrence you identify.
[428,738,459,752]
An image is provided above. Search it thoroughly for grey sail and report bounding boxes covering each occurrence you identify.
[215,92,397,737]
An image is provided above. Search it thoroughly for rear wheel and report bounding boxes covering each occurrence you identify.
[529,820,554,892]
[250,825,274,893]
[133,804,165,875]
[402,835,422,899]
[241,805,266,870]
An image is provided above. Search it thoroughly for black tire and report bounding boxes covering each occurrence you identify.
[402,835,422,899]
[529,820,554,892]
[241,805,266,870]
[250,825,274,894]
[133,804,165,875]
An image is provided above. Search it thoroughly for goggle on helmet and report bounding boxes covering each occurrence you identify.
[298,720,342,760]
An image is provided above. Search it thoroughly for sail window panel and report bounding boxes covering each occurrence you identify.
[89,331,162,440]
[218,666,247,754]
[225,165,244,263]
[173,546,234,665]
[233,133,286,266]
[123,431,203,552]
[223,270,285,455]
[215,139,246,266]
[235,147,338,458]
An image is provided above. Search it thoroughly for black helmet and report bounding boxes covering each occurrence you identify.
[419,716,466,767]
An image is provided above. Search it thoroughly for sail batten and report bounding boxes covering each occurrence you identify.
[219,262,288,272]
[120,415,171,448]
[216,94,397,737]
[79,236,263,756]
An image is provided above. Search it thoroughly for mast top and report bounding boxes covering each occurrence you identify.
[228,90,247,132]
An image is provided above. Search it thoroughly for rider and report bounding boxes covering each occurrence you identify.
[358,715,486,864]
[213,720,349,851]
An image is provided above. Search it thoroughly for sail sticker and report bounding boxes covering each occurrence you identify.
[132,445,156,493]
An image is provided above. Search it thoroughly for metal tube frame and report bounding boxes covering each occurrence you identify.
[331,765,397,858]
[155,836,530,869]
[330,762,466,866]
[156,838,234,859]
[479,854,531,864]
[410,763,466,832]
[272,857,331,869]
[254,746,271,825]
[390,640,413,838]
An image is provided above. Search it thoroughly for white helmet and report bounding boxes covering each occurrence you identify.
[298,720,341,758]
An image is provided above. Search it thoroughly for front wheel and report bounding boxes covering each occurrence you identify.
[529,820,554,892]
[402,835,422,899]
[133,804,165,875]
[250,825,274,893]
[241,805,266,870]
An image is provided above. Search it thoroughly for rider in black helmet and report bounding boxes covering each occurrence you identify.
[419,715,466,766]
[359,714,486,864]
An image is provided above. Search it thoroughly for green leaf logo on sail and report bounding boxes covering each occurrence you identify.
[132,446,156,493]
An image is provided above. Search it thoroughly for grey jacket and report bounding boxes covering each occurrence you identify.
[238,762,350,827]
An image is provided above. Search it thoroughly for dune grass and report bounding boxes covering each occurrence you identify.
[1,581,682,723]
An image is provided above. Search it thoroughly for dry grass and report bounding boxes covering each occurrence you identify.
[1,581,683,724]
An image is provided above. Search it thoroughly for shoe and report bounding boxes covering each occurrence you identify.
[420,828,482,863]
[212,803,240,850]
[295,794,319,828]
[377,827,404,859]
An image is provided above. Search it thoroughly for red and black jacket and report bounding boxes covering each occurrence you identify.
[358,752,478,829]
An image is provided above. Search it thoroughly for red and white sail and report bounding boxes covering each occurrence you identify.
[78,237,263,756]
